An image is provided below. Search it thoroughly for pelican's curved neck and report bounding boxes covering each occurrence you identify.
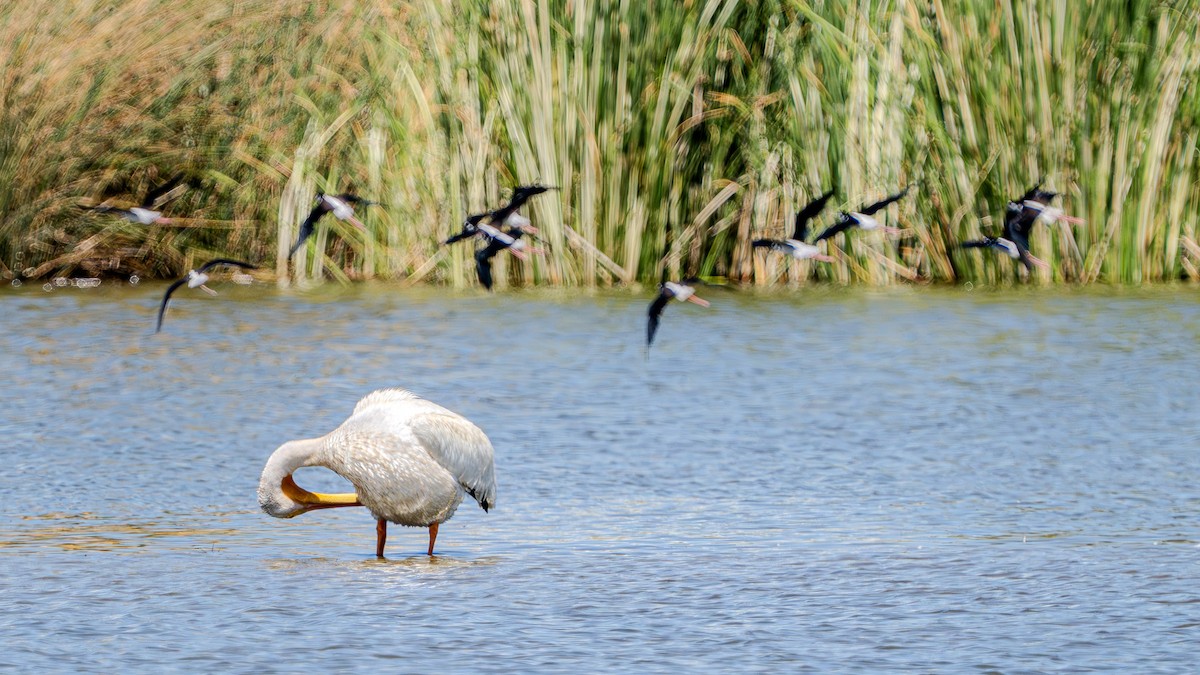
[258,438,360,518]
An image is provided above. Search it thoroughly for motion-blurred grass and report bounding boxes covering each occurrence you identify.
[1,0,1197,286]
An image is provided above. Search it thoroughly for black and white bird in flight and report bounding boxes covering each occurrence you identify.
[455,184,556,289]
[472,221,543,291]
[156,258,258,333]
[288,193,378,261]
[646,279,710,352]
[813,187,910,243]
[1014,180,1083,228]
[961,201,1049,272]
[81,173,185,225]
[752,189,836,262]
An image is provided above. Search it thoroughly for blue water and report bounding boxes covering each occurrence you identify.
[2,283,1198,671]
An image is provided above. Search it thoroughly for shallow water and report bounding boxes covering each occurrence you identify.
[2,282,1199,671]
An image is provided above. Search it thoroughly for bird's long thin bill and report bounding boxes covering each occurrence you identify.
[281,475,361,511]
[686,296,711,307]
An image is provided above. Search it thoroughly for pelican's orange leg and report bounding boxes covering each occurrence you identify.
[427,522,439,556]
[376,519,387,558]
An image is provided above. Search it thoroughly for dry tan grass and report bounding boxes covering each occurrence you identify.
[1,0,1198,286]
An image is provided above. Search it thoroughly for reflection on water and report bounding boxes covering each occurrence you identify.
[2,515,243,552]
[2,284,1199,671]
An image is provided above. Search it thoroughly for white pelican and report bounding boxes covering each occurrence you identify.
[752,189,837,262]
[813,187,910,242]
[258,388,497,557]
[287,192,378,260]
[155,258,258,333]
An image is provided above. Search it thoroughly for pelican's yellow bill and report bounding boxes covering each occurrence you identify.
[281,474,361,511]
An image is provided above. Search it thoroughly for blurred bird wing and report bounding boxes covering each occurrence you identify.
[289,204,327,258]
[792,189,835,240]
[474,249,495,290]
[646,291,671,346]
[142,173,185,207]
[752,239,791,253]
[858,187,909,216]
[155,277,190,333]
[813,217,853,242]
[197,258,258,274]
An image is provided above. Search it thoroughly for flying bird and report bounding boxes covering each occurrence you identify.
[471,220,545,290]
[258,387,497,557]
[1014,180,1083,227]
[288,192,377,261]
[960,236,1047,272]
[473,228,526,291]
[752,189,836,262]
[445,212,540,252]
[81,173,185,225]
[813,187,910,243]
[155,258,258,333]
[960,202,1049,272]
[646,279,710,352]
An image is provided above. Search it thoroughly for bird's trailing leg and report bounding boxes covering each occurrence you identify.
[349,215,366,231]
[1057,213,1085,224]
[427,522,439,556]
[506,248,529,261]
[199,285,218,296]
[812,254,836,263]
[376,518,387,558]
[1027,253,1051,269]
[686,295,711,307]
[882,226,904,235]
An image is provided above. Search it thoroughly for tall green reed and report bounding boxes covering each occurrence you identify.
[1,0,1196,286]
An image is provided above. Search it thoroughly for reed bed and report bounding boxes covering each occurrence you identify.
[1,0,1197,286]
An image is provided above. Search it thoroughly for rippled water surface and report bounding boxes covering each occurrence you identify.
[2,283,1199,671]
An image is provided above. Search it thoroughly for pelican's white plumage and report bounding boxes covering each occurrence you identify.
[258,387,496,556]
